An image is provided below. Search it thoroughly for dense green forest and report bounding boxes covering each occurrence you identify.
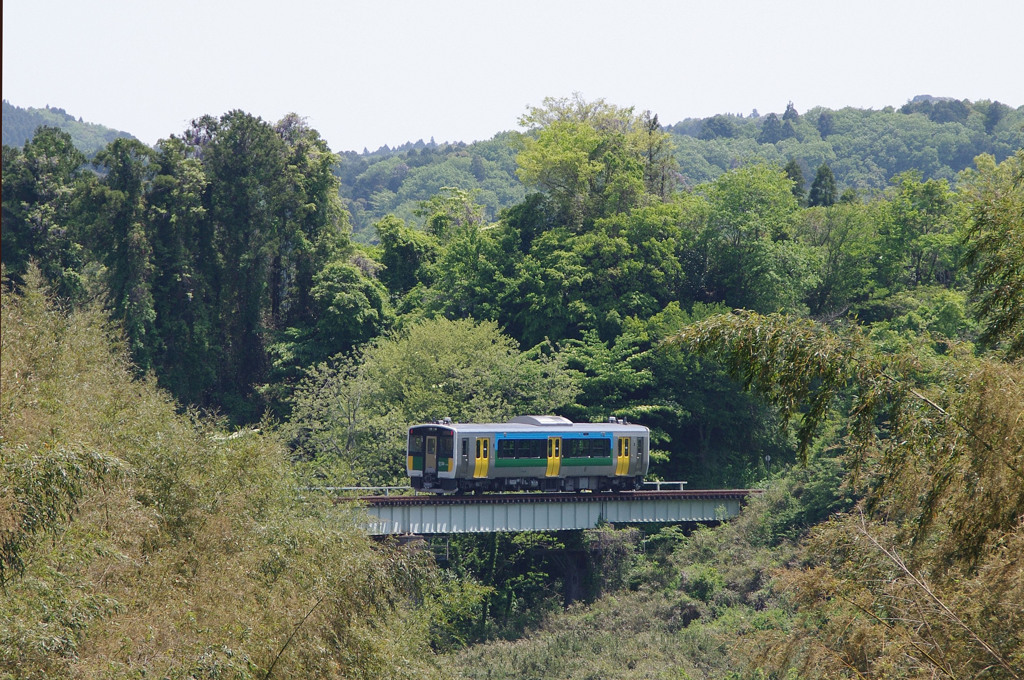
[2,100,135,157]
[333,95,1023,239]
[8,96,1022,241]
[2,94,1022,678]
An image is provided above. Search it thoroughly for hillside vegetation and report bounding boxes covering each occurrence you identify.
[1,267,454,678]
[2,100,135,157]
[2,93,1023,678]
[336,95,1023,238]
[6,96,1020,240]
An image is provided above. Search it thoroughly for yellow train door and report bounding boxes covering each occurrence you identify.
[474,437,490,478]
[546,437,562,477]
[615,437,630,476]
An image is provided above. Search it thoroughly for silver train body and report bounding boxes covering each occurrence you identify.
[407,415,650,493]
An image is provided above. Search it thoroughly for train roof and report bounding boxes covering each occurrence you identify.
[409,416,649,435]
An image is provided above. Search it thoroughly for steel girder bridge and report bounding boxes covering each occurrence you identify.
[352,489,760,535]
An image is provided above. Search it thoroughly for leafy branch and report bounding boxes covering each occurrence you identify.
[856,515,1021,680]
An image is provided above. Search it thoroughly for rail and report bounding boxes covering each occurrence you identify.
[311,482,691,498]
[354,488,758,507]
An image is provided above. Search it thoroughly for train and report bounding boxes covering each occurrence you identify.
[406,415,650,493]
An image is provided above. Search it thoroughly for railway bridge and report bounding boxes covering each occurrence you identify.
[347,487,760,535]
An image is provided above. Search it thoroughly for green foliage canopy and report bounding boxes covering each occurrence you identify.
[672,308,1024,678]
[286,318,579,484]
[2,127,89,301]
[961,150,1024,357]
[516,94,677,230]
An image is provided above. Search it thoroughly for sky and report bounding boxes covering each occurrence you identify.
[4,0,1023,153]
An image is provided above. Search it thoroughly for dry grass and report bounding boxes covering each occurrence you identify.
[1,269,440,679]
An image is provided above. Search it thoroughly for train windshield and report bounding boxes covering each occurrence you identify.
[408,426,454,456]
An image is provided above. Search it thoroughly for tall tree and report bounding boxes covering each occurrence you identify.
[140,112,368,419]
[983,100,1010,134]
[375,214,440,297]
[794,202,878,316]
[199,111,291,411]
[961,150,1024,357]
[639,110,677,199]
[147,136,216,405]
[816,110,835,138]
[875,171,962,290]
[516,95,675,230]
[83,138,159,371]
[697,164,813,312]
[758,113,784,144]
[1,128,87,300]
[808,164,837,207]
[782,101,800,122]
[470,153,486,181]
[271,113,350,330]
[783,158,806,205]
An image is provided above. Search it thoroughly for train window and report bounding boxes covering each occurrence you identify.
[523,439,545,458]
[563,437,611,458]
[498,438,546,459]
[409,435,424,454]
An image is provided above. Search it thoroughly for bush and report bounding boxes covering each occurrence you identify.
[0,269,441,679]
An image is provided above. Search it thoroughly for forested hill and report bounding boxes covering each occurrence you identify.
[338,96,1023,237]
[7,96,1020,239]
[3,93,1022,678]
[2,100,135,156]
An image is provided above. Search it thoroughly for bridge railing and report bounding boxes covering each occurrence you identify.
[641,480,688,491]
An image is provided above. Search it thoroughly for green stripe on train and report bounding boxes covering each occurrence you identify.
[493,459,547,468]
[561,457,613,467]
[493,457,614,468]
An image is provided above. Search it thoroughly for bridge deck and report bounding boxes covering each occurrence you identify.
[355,489,759,535]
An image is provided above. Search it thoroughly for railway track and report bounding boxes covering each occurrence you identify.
[354,488,762,507]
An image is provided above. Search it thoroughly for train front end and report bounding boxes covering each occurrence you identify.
[407,422,458,492]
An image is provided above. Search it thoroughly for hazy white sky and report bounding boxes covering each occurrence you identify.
[4,0,1023,153]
